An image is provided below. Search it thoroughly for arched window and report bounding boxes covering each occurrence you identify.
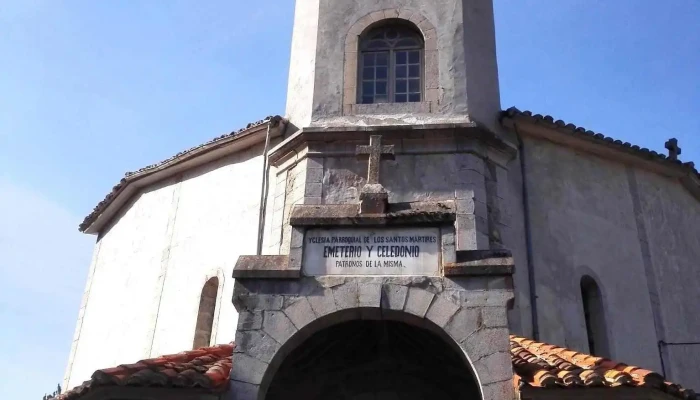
[358,23,424,104]
[581,276,610,357]
[193,277,219,349]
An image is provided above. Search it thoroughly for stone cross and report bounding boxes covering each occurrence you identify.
[665,138,682,161]
[356,135,395,185]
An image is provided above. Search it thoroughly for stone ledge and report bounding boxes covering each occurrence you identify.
[233,255,300,279]
[289,200,456,226]
[444,250,515,276]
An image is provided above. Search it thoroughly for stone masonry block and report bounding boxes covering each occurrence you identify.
[237,311,263,331]
[461,290,513,308]
[456,184,487,203]
[381,284,408,311]
[227,380,259,400]
[425,295,460,328]
[332,281,359,310]
[359,283,382,308]
[462,327,510,361]
[474,351,513,385]
[306,167,323,183]
[230,354,268,385]
[444,307,480,344]
[289,227,304,249]
[307,288,337,317]
[235,295,283,312]
[481,380,515,400]
[288,247,303,270]
[304,182,322,197]
[482,306,508,329]
[284,297,316,330]
[403,287,435,318]
[263,311,298,345]
[234,330,280,363]
[306,157,323,170]
[457,153,485,174]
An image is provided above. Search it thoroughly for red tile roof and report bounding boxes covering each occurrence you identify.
[511,335,697,400]
[58,343,234,400]
[59,337,697,400]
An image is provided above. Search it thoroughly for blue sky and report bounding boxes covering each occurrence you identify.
[0,1,698,398]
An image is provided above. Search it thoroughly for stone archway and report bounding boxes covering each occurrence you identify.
[231,276,514,400]
[265,317,481,400]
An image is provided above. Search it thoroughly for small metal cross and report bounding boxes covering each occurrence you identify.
[356,135,395,185]
[665,138,682,161]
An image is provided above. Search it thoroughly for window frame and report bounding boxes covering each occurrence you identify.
[357,25,424,105]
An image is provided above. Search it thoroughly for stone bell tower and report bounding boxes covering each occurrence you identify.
[228,1,518,399]
[285,0,503,134]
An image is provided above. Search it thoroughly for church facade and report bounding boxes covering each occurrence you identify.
[60,1,700,399]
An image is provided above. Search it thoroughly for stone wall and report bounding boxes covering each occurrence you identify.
[63,143,269,389]
[229,276,514,400]
[521,136,700,388]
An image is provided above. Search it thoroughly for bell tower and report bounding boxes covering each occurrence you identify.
[285,0,503,134]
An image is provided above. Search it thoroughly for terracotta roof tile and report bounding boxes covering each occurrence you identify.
[501,107,699,179]
[60,336,697,400]
[511,335,697,399]
[79,116,283,233]
[58,343,234,400]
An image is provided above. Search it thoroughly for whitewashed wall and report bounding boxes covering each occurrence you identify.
[64,143,267,389]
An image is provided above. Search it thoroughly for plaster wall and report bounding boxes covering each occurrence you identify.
[64,144,270,389]
[64,179,178,389]
[286,0,501,130]
[285,0,320,128]
[521,137,662,373]
[635,168,700,388]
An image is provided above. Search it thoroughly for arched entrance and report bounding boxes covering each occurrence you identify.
[265,317,481,400]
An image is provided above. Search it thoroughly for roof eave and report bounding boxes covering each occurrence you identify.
[82,120,286,235]
[501,108,700,203]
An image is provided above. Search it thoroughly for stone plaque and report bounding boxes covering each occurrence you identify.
[303,227,440,276]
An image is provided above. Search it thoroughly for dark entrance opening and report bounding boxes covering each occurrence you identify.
[266,319,481,400]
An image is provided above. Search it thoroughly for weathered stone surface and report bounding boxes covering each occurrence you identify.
[461,290,513,307]
[425,295,460,327]
[403,287,435,318]
[462,327,510,361]
[444,307,481,343]
[234,294,284,312]
[332,281,359,310]
[227,380,259,400]
[359,283,382,308]
[237,311,263,331]
[475,351,513,385]
[289,201,456,226]
[307,288,337,317]
[233,255,299,279]
[381,284,408,311]
[230,354,268,385]
[262,311,298,344]
[284,297,316,330]
[234,330,280,363]
[482,306,508,329]
[481,380,515,400]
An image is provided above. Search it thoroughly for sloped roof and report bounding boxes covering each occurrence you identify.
[79,116,284,233]
[511,335,697,399]
[501,107,699,181]
[58,337,697,400]
[58,344,234,400]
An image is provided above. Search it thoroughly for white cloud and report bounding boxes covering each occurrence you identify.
[0,179,94,399]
